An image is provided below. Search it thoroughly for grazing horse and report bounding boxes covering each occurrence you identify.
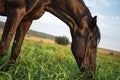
[0,0,100,73]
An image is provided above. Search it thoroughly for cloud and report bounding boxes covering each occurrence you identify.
[39,12,66,25]
[0,16,6,22]
[84,0,109,8]
[96,13,120,34]
[84,0,119,9]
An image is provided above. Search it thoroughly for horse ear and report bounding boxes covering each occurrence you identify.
[92,16,97,24]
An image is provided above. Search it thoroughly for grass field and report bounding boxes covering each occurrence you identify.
[0,37,120,80]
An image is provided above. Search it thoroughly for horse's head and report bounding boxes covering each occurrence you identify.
[85,16,100,71]
[71,16,100,72]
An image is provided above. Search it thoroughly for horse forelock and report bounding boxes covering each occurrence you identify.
[88,24,101,47]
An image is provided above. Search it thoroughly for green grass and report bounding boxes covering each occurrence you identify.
[0,39,120,80]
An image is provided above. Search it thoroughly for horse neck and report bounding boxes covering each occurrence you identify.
[46,0,92,29]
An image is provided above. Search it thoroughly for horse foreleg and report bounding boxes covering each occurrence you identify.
[2,19,33,71]
[0,8,25,59]
[9,19,33,64]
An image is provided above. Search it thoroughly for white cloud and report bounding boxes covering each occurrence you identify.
[38,12,66,25]
[84,0,119,9]
[0,16,6,22]
[84,0,109,8]
[111,16,120,20]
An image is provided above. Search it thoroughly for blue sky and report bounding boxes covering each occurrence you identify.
[0,0,120,51]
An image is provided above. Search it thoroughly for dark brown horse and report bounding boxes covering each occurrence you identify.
[0,0,100,74]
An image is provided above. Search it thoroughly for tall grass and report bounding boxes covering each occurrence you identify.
[0,39,120,80]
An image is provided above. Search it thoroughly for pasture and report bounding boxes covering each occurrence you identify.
[0,36,120,80]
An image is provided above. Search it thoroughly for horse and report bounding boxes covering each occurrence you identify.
[0,0,100,74]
